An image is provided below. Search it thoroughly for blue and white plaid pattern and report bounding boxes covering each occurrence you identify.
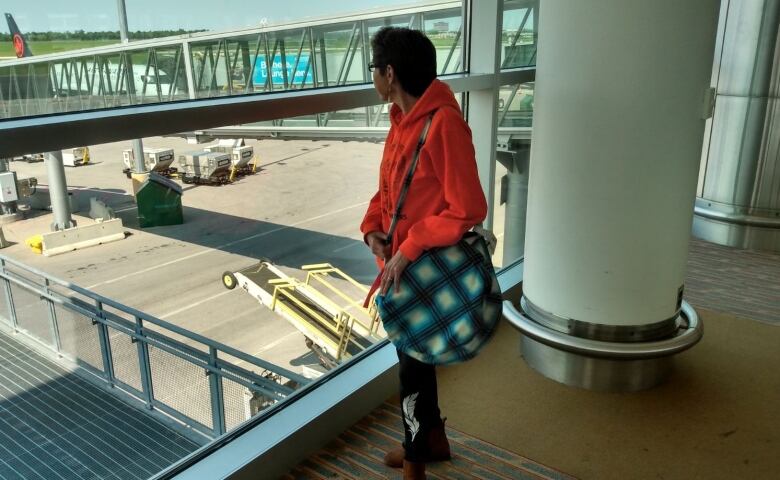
[376,232,503,365]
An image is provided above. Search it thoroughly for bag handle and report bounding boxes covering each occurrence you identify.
[385,112,435,245]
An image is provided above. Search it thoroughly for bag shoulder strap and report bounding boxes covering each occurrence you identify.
[386,111,436,244]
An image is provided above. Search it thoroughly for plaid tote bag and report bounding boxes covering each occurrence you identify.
[374,114,503,365]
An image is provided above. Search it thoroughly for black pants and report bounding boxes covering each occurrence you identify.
[397,349,441,462]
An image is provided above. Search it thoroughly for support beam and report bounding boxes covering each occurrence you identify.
[44,151,76,231]
[465,0,502,230]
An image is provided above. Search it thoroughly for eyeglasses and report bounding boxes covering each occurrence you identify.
[368,61,384,72]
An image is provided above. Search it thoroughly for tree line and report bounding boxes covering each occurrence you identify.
[0,30,206,42]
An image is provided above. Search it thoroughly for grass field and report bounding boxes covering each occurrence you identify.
[0,40,118,57]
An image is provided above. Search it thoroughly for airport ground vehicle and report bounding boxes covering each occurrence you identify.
[179,150,233,185]
[203,139,257,181]
[222,261,383,369]
[122,148,177,178]
[62,147,90,167]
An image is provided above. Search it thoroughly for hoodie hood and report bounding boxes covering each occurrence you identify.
[389,79,460,128]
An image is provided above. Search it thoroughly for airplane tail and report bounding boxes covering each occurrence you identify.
[5,13,33,58]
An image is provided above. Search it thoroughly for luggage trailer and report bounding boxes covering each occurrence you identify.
[204,144,257,181]
[122,148,177,178]
[179,151,233,185]
[222,261,382,370]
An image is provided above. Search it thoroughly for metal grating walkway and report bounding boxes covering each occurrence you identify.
[283,402,576,480]
[0,330,201,480]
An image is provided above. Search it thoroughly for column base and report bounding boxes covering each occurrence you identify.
[503,299,702,392]
[693,198,780,253]
[520,335,673,392]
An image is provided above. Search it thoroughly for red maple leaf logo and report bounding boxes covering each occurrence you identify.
[13,34,24,58]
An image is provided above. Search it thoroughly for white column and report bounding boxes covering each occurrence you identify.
[466,0,502,230]
[524,0,720,330]
[45,151,76,231]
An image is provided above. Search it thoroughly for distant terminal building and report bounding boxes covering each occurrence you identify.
[433,21,449,33]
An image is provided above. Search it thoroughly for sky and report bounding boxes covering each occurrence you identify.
[2,0,447,32]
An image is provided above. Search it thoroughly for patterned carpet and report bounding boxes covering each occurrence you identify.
[282,402,575,480]
[685,238,780,325]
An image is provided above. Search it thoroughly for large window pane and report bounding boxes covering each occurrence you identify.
[502,0,539,69]
[0,1,464,121]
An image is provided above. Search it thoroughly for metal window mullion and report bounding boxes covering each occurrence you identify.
[342,28,361,85]
[194,46,206,92]
[207,347,226,436]
[94,300,116,384]
[1,260,18,329]
[442,26,463,74]
[48,63,60,112]
[0,72,7,119]
[498,83,521,125]
[119,53,132,104]
[181,41,196,99]
[223,41,235,94]
[24,64,38,115]
[335,24,358,85]
[63,62,73,111]
[152,49,163,102]
[208,43,220,95]
[134,316,155,409]
[121,52,132,104]
[360,20,371,126]
[11,68,24,116]
[43,279,62,353]
[264,38,277,92]
[289,30,307,89]
[246,34,264,93]
[210,43,222,94]
[96,58,109,108]
[79,60,91,108]
[170,47,182,101]
[87,57,97,101]
[279,38,289,90]
[465,0,502,230]
[407,13,418,29]
[23,65,32,115]
[74,60,86,111]
[228,41,242,94]
[141,50,153,100]
[307,28,319,89]
[318,33,329,86]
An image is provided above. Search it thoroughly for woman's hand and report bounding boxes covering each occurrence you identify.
[380,250,411,295]
[366,231,391,260]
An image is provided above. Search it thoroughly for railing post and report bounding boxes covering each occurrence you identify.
[94,300,116,384]
[43,278,62,353]
[1,259,18,330]
[135,317,155,409]
[208,347,226,436]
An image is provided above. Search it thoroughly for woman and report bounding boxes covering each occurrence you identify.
[361,27,488,479]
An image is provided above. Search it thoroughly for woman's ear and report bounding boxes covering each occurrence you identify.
[385,64,395,84]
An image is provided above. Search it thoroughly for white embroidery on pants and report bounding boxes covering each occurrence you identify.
[402,392,420,442]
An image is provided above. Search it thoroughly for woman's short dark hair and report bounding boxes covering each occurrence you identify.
[371,27,437,97]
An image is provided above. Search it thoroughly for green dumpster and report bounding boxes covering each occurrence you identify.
[137,172,183,228]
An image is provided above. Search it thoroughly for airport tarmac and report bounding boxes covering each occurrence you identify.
[1,134,508,377]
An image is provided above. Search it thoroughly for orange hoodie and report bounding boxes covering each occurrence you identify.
[360,79,488,264]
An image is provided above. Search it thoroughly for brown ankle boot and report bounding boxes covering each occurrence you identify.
[403,460,426,480]
[383,418,452,468]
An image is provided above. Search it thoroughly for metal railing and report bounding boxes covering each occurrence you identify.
[0,254,309,439]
